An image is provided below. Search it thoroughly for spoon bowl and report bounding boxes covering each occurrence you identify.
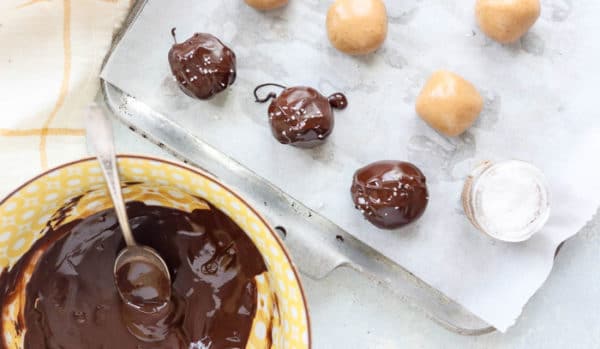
[114,245,172,311]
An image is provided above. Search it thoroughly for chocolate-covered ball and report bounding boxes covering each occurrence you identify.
[267,86,347,148]
[351,161,429,229]
[168,30,236,99]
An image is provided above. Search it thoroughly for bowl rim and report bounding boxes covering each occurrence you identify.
[0,154,312,348]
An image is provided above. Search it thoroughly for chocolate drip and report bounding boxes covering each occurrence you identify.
[327,93,348,110]
[253,83,287,103]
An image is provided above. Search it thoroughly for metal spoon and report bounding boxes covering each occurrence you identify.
[86,105,171,307]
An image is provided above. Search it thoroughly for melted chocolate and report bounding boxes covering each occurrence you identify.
[0,201,266,348]
[255,84,347,148]
[351,161,429,229]
[168,29,236,99]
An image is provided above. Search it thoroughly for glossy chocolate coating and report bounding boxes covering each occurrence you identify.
[0,201,266,348]
[351,161,429,229]
[168,32,236,99]
[268,87,347,148]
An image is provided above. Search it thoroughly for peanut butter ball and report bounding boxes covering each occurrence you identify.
[415,71,483,137]
[244,0,288,10]
[326,0,388,55]
[476,0,541,43]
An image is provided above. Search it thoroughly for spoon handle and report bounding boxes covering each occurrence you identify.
[86,105,136,247]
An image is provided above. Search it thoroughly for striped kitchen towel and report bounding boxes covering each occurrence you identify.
[0,0,132,197]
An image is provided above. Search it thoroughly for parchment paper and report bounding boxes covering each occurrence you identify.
[101,0,600,331]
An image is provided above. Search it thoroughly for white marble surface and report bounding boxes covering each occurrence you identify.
[111,118,600,348]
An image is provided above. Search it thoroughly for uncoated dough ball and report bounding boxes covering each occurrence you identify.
[415,71,484,137]
[476,0,541,43]
[326,0,388,55]
[244,0,288,11]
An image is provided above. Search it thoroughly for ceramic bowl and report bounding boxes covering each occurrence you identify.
[0,155,310,348]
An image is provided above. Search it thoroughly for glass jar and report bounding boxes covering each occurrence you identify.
[461,160,551,242]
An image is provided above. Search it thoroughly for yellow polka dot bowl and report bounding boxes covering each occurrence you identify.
[0,155,310,349]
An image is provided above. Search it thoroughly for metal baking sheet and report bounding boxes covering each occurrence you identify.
[99,4,493,330]
[101,80,493,335]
